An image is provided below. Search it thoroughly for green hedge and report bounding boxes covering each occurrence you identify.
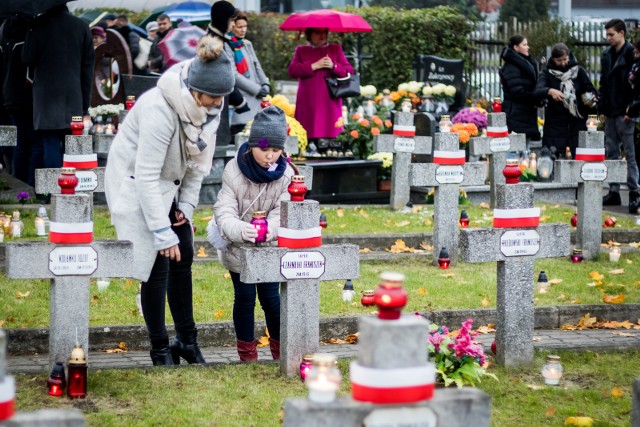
[246,7,474,91]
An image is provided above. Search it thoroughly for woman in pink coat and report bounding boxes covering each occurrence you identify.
[288,28,353,151]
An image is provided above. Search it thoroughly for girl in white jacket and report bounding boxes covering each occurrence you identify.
[212,106,297,361]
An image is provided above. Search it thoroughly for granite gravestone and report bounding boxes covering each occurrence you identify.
[91,29,132,108]
[459,177,570,367]
[238,198,359,376]
[554,131,626,259]
[0,126,17,149]
[5,174,132,369]
[409,132,487,266]
[414,55,465,110]
[469,113,526,208]
[372,111,433,210]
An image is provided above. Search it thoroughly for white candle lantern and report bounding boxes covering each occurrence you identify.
[536,270,549,294]
[35,216,46,237]
[305,353,341,403]
[400,98,412,113]
[438,115,452,133]
[96,279,110,292]
[541,355,563,385]
[10,211,23,238]
[586,115,598,132]
[609,246,621,263]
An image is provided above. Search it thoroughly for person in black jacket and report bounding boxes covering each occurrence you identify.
[599,19,639,212]
[536,43,598,157]
[499,35,546,142]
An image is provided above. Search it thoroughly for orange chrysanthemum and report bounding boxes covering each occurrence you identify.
[371,127,381,135]
[360,119,370,127]
[385,120,392,128]
[352,113,361,121]
[373,116,383,126]
[350,130,359,138]
[335,118,344,128]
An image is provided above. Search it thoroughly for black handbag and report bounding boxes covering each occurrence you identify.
[325,73,361,99]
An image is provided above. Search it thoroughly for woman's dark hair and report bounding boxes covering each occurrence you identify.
[550,43,570,59]
[508,34,526,49]
[304,27,328,40]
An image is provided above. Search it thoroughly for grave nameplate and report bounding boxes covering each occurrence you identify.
[500,230,540,257]
[280,251,326,280]
[76,171,99,191]
[435,165,464,184]
[580,163,607,181]
[49,247,98,276]
[394,138,415,153]
[364,407,437,427]
[490,137,510,152]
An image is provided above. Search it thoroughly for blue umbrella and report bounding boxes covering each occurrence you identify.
[128,23,148,39]
[163,1,211,24]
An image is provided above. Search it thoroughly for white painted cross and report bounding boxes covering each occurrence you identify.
[469,113,526,207]
[409,132,487,266]
[554,131,626,259]
[372,112,433,210]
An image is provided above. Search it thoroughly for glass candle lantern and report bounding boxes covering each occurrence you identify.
[58,167,79,195]
[459,209,470,228]
[364,99,377,117]
[96,278,110,292]
[3,214,10,237]
[0,227,4,243]
[401,98,412,113]
[342,279,355,302]
[250,211,268,243]
[104,118,114,135]
[571,249,584,263]
[47,361,66,397]
[35,215,46,237]
[125,95,136,110]
[438,247,450,269]
[373,272,407,320]
[503,159,522,184]
[564,147,572,160]
[529,152,537,174]
[609,246,621,263]
[537,270,549,294]
[37,205,50,232]
[299,354,313,381]
[492,97,502,113]
[288,175,308,202]
[70,116,84,135]
[319,213,328,229]
[570,212,578,228]
[10,211,23,238]
[92,116,104,135]
[537,147,553,180]
[67,345,88,398]
[360,290,375,307]
[305,353,341,403]
[438,115,452,133]
[586,115,598,132]
[82,116,93,135]
[541,355,563,385]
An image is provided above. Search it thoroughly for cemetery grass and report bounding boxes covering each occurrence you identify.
[12,350,639,426]
[2,255,640,329]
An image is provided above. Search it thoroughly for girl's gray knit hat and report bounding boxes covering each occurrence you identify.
[248,106,287,150]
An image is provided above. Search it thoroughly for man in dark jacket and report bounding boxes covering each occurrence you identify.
[114,14,148,75]
[148,14,172,74]
[599,19,639,213]
[22,4,94,169]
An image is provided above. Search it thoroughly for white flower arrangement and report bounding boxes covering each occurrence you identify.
[423,84,456,103]
[367,151,393,168]
[88,103,125,118]
[407,80,424,94]
[360,85,377,98]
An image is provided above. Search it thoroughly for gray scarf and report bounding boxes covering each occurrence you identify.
[548,65,582,119]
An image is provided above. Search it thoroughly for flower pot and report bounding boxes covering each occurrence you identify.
[377,180,391,191]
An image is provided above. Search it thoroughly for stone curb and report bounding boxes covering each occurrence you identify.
[5,304,639,355]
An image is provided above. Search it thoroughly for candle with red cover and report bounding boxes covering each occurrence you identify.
[67,345,88,399]
[288,175,307,202]
[47,361,66,397]
[70,116,84,136]
[58,167,79,195]
[250,211,268,243]
[373,272,407,320]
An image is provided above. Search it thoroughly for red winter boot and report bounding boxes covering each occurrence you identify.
[236,339,258,362]
[269,338,280,360]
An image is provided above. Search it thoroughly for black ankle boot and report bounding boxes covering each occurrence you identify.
[170,338,206,364]
[150,346,174,366]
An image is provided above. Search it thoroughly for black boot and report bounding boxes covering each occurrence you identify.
[171,329,206,364]
[629,191,640,214]
[603,191,621,206]
[150,346,174,366]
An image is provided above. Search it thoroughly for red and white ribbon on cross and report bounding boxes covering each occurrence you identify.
[49,221,94,244]
[63,154,98,169]
[575,148,605,162]
[277,226,322,248]
[493,207,540,228]
[486,126,509,138]
[432,150,466,165]
[350,362,435,404]
[0,376,15,421]
[392,125,416,137]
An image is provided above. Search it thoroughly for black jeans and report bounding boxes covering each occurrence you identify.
[229,272,280,342]
[141,205,195,348]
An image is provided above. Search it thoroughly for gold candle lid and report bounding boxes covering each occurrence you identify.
[71,116,83,122]
[505,158,519,166]
[572,249,582,254]
[380,271,405,287]
[61,167,76,175]
[363,290,374,296]
[291,175,305,183]
[69,344,87,364]
[440,115,450,121]
[312,353,337,367]
[252,210,266,218]
[127,95,136,100]
[302,354,314,363]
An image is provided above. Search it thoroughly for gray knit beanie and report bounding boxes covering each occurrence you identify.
[248,106,287,150]
[187,40,235,97]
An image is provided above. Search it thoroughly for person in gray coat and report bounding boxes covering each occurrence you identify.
[105,35,235,366]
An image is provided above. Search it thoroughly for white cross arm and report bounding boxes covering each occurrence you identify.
[459,224,570,263]
[409,162,488,187]
[0,126,17,147]
[469,134,526,157]
[5,240,133,279]
[35,168,105,194]
[238,244,359,283]
[554,160,627,184]
[373,134,432,154]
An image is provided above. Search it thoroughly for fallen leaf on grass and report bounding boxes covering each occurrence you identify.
[565,416,593,426]
[608,269,624,275]
[526,384,545,390]
[213,310,224,319]
[196,246,208,257]
[0,320,4,328]
[344,333,359,344]
[553,204,560,208]
[91,295,99,302]
[440,273,455,278]
[570,299,582,304]
[359,209,369,218]
[476,325,495,334]
[557,294,567,301]
[479,202,490,209]
[257,336,270,347]
[629,241,640,248]
[549,278,563,285]
[323,337,348,344]
[578,313,598,328]
[481,297,491,308]
[104,341,128,353]
[545,407,557,417]
[15,291,30,299]
[424,218,432,226]
[339,224,347,228]
[532,337,542,342]
[386,239,414,253]
[539,215,550,222]
[611,387,624,398]
[200,215,212,221]
[601,320,635,329]
[336,209,344,217]
[540,205,547,211]
[626,259,633,264]
[417,288,428,295]
[611,332,635,337]
[588,271,604,281]
[603,294,625,304]
[395,221,410,227]
[223,273,231,279]
[359,248,372,253]
[419,242,433,251]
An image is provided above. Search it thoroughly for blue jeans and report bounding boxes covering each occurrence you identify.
[35,129,65,169]
[604,116,639,192]
[141,205,195,348]
[229,272,280,342]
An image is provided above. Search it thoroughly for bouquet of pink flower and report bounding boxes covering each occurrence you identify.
[428,318,496,387]
[452,107,488,130]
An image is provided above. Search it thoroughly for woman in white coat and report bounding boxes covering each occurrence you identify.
[227,12,270,135]
[105,35,235,365]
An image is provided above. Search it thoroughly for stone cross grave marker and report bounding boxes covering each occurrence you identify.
[238,199,359,376]
[284,295,491,427]
[554,131,626,259]
[459,177,570,367]
[372,111,433,210]
[409,132,487,266]
[5,184,133,369]
[0,126,17,149]
[35,135,104,197]
[469,113,526,207]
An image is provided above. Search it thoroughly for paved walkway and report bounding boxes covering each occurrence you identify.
[7,329,640,374]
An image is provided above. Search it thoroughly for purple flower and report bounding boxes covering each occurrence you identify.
[16,192,30,204]
[257,138,269,148]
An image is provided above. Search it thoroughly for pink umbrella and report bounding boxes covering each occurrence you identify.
[158,26,206,67]
[279,9,373,33]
